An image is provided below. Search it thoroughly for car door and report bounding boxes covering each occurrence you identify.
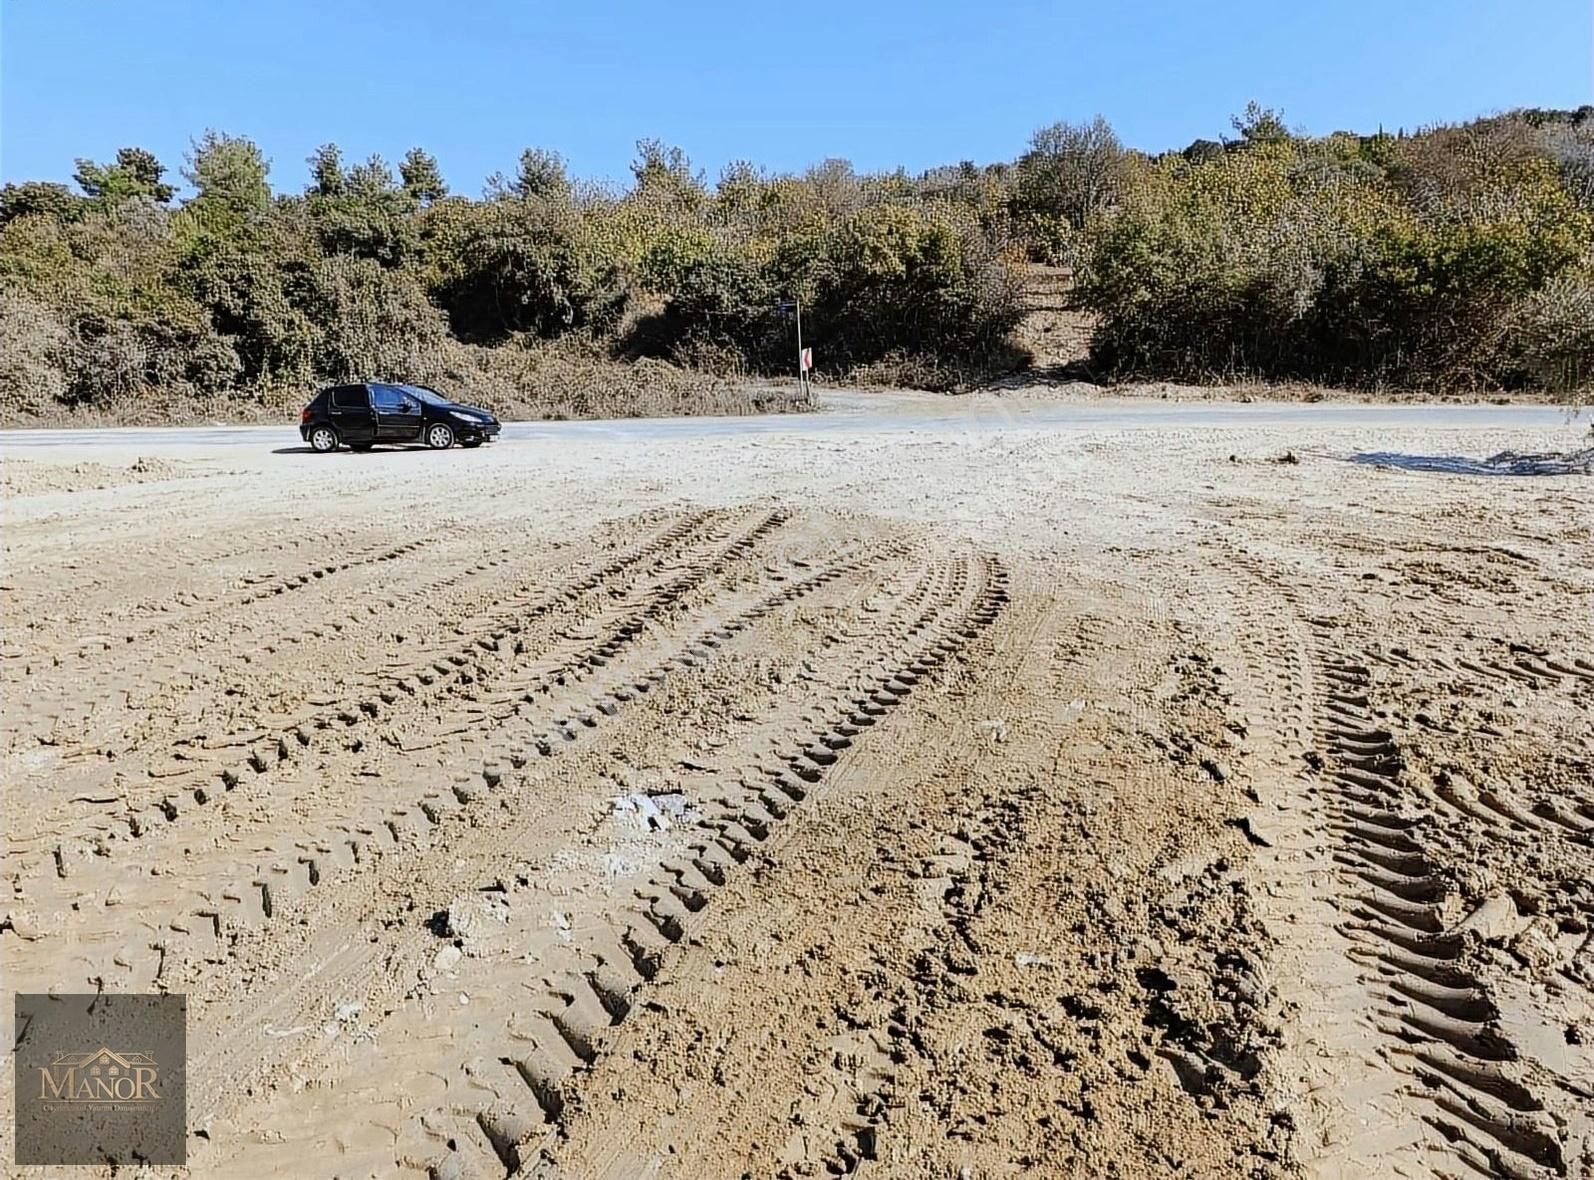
[328,385,376,444]
[372,384,423,442]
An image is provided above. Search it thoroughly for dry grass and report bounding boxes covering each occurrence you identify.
[0,342,813,428]
[472,342,810,420]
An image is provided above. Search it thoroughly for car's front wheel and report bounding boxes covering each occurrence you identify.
[309,425,339,453]
[425,423,455,450]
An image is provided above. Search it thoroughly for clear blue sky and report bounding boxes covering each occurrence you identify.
[2,0,1589,196]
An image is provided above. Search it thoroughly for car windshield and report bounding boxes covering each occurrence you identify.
[398,385,452,406]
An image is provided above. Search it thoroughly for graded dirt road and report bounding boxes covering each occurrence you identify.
[2,395,1591,1179]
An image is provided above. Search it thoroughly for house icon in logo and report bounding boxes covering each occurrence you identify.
[52,1048,158,1075]
[39,1048,162,1103]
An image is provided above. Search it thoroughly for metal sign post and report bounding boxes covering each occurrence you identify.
[777,298,811,403]
[795,298,806,401]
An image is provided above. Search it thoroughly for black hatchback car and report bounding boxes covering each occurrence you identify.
[300,383,501,452]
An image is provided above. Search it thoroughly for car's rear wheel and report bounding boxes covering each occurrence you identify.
[309,425,339,453]
[426,423,455,450]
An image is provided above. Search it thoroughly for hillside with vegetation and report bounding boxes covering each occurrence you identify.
[2,103,1591,423]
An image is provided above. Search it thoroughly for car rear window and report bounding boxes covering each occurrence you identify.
[331,386,369,410]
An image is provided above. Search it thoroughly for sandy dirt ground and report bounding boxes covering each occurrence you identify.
[2,394,1591,1179]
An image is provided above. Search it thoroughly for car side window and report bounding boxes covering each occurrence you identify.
[331,386,369,410]
[372,384,420,411]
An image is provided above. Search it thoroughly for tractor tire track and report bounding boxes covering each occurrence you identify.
[1213,544,1588,1180]
[4,510,723,882]
[139,518,912,1148]
[188,545,1003,1177]
[3,510,797,992]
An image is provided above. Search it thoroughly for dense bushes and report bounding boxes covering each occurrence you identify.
[1074,108,1594,393]
[425,195,626,342]
[647,200,1022,374]
[0,132,1025,418]
[2,106,1591,422]
[0,291,72,411]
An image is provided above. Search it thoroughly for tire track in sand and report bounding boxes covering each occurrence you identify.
[5,510,722,885]
[192,547,1004,1177]
[1213,545,1582,1179]
[2,509,792,997]
[160,520,909,1155]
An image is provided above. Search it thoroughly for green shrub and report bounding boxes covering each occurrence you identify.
[1012,116,1129,261]
[638,201,1023,381]
[186,245,315,388]
[298,255,452,383]
[1076,119,1594,391]
[810,202,1023,368]
[428,196,625,342]
[0,182,83,227]
[1508,267,1594,392]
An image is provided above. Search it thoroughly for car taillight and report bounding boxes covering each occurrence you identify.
[300,407,311,423]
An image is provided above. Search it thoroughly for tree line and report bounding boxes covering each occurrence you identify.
[2,102,1590,418]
